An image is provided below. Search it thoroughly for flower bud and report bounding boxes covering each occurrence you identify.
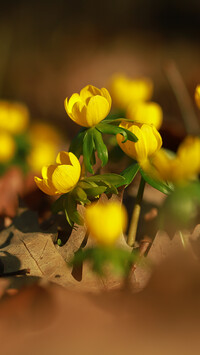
[64,85,111,127]
[34,151,81,195]
[117,122,162,164]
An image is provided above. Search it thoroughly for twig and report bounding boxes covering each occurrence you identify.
[164,61,200,135]
[127,177,145,247]
[0,268,30,277]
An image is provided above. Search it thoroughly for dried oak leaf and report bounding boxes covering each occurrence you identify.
[0,209,81,289]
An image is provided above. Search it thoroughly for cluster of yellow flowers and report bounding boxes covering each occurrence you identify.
[34,78,200,246]
[0,98,63,173]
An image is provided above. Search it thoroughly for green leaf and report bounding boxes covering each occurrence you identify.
[85,185,107,198]
[52,194,67,213]
[73,187,88,203]
[118,163,139,187]
[104,184,118,194]
[140,168,173,195]
[71,246,138,277]
[83,173,125,187]
[92,128,108,167]
[77,180,98,190]
[96,123,138,143]
[83,129,95,174]
[64,194,84,226]
[121,127,138,142]
[69,129,86,157]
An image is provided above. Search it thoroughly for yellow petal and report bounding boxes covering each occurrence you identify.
[80,85,102,103]
[117,124,147,161]
[177,136,200,175]
[64,93,81,116]
[71,101,88,127]
[56,151,81,177]
[140,124,162,158]
[195,85,200,109]
[51,164,80,193]
[34,176,58,195]
[99,88,112,110]
[56,151,71,165]
[86,95,110,126]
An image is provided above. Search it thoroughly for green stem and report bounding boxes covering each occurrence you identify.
[127,176,145,247]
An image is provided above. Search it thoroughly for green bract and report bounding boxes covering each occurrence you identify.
[52,173,126,226]
[69,120,138,174]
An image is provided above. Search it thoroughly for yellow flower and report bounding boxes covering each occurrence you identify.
[117,122,162,165]
[151,136,200,183]
[109,74,153,109]
[29,122,62,145]
[195,85,200,109]
[34,151,81,195]
[126,101,163,130]
[64,85,112,127]
[0,101,29,134]
[28,122,63,172]
[28,142,59,173]
[85,201,127,246]
[0,131,16,163]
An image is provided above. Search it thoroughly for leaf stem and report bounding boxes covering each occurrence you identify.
[127,176,145,247]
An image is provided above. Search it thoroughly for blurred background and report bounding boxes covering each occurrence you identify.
[0,0,200,136]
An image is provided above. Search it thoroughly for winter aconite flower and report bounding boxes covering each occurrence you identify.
[195,85,200,109]
[0,101,29,134]
[64,85,112,127]
[126,101,163,130]
[28,123,62,172]
[151,136,200,183]
[0,131,16,163]
[34,151,81,195]
[109,74,153,109]
[85,201,127,246]
[117,122,162,166]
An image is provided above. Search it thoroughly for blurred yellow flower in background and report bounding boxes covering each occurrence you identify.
[0,101,29,134]
[117,122,162,166]
[27,122,63,172]
[151,136,200,183]
[28,143,60,173]
[28,122,61,145]
[195,85,200,109]
[126,101,163,130]
[109,74,153,109]
[34,151,81,195]
[85,201,127,246]
[64,85,112,127]
[0,131,16,163]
